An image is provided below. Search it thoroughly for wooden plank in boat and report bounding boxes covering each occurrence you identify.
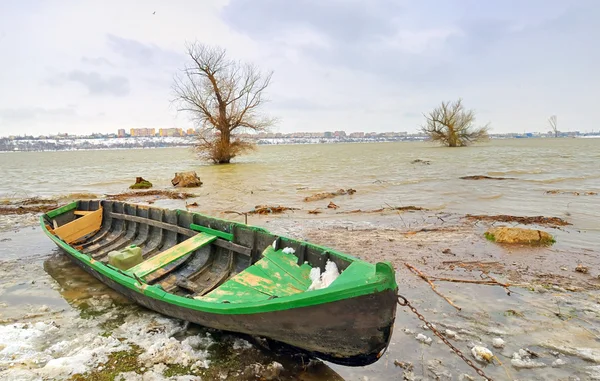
[127,233,216,279]
[253,258,309,291]
[54,208,103,244]
[229,265,302,297]
[74,210,95,216]
[261,247,311,287]
[200,280,271,303]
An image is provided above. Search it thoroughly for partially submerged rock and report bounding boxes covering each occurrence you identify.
[171,171,203,188]
[485,227,555,246]
[129,177,153,189]
[303,188,356,202]
[575,264,589,274]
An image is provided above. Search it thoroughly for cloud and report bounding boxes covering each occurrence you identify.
[106,34,183,67]
[220,0,461,88]
[48,70,130,96]
[81,56,114,67]
[1,1,599,136]
[222,0,401,43]
[0,106,77,122]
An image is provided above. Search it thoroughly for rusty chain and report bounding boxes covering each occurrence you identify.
[397,294,494,381]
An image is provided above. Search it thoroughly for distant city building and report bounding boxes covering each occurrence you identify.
[324,131,333,138]
[159,128,183,137]
[130,128,155,137]
[349,132,365,138]
[333,131,347,138]
[117,129,126,138]
[186,128,196,136]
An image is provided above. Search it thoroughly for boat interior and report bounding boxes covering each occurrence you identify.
[43,200,368,303]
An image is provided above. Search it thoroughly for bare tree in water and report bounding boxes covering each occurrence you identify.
[173,42,274,164]
[548,115,559,138]
[421,99,489,147]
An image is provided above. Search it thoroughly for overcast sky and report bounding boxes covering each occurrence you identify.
[0,0,598,136]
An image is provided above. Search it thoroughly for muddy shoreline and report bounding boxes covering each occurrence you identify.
[1,198,599,380]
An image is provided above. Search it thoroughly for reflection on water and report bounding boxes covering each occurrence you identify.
[42,252,129,309]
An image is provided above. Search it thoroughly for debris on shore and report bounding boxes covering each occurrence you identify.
[20,197,58,205]
[484,227,555,245]
[546,190,598,196]
[460,175,515,180]
[249,205,300,215]
[471,346,494,363]
[0,204,57,215]
[465,214,570,226]
[411,159,431,165]
[0,190,197,216]
[107,190,196,201]
[342,206,425,214]
[303,188,356,202]
[129,177,153,189]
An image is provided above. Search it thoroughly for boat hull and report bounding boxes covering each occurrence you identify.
[42,200,398,366]
[58,244,397,365]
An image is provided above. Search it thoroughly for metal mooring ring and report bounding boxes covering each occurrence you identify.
[397,294,409,306]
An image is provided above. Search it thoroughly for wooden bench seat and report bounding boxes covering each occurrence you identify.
[54,208,103,244]
[127,233,217,279]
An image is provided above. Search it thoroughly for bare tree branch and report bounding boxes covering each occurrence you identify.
[172,42,275,163]
[548,115,558,138]
[421,99,489,147]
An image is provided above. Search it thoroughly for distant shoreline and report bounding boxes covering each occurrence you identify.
[1,134,599,152]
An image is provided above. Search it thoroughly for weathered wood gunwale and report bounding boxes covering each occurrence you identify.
[41,200,398,366]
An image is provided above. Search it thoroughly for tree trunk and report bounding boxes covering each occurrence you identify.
[448,127,457,147]
[219,127,231,164]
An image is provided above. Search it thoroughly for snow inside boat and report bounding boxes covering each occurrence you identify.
[40,200,398,366]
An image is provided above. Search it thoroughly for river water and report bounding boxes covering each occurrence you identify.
[1,139,599,380]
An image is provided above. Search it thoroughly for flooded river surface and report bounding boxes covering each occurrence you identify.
[1,139,599,380]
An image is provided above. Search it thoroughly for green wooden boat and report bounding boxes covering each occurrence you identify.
[40,200,398,366]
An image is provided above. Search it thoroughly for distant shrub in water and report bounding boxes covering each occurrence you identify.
[173,42,275,164]
[421,99,489,147]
